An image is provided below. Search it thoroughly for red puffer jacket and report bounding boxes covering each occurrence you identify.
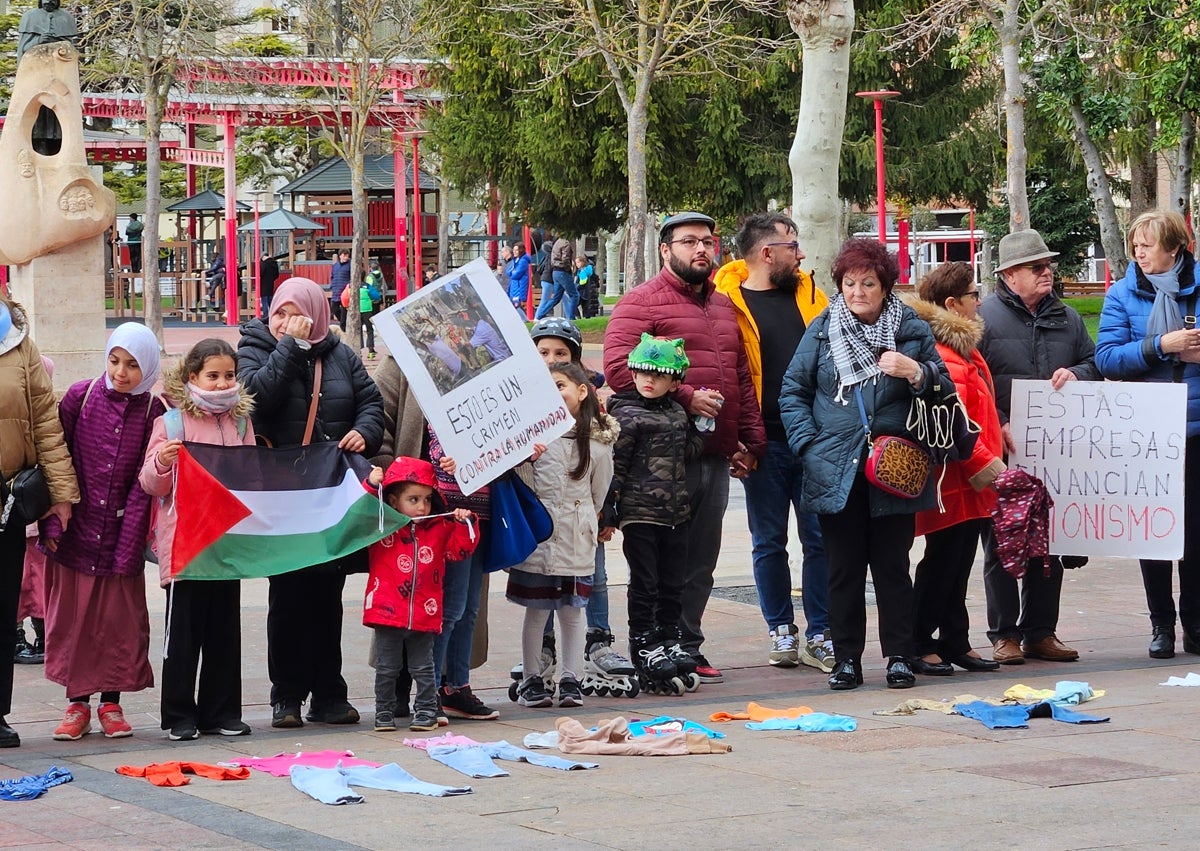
[908,298,1005,536]
[603,266,766,460]
[363,517,477,632]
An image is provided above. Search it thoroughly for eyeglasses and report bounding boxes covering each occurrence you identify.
[669,237,716,251]
[1022,262,1056,275]
[765,241,801,253]
[960,290,982,301]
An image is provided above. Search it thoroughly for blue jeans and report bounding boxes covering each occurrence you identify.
[535,269,580,319]
[742,440,829,641]
[433,549,485,688]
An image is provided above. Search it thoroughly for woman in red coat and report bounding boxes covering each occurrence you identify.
[907,263,1006,675]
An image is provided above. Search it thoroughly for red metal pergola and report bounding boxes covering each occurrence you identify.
[80,56,433,325]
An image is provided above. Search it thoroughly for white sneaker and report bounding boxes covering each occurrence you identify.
[769,624,800,667]
[800,631,836,673]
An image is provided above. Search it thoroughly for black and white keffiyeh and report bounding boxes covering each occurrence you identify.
[828,291,905,403]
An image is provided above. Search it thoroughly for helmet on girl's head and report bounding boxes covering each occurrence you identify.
[627,333,689,378]
[530,316,583,359]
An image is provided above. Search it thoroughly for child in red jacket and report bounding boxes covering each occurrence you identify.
[365,457,477,732]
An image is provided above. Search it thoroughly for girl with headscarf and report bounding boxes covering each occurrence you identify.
[42,322,164,742]
[1097,210,1200,660]
[237,277,385,729]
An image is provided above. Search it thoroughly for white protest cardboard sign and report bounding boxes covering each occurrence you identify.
[1008,379,1186,559]
[371,258,571,494]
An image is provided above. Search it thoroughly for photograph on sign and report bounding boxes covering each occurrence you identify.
[1007,379,1186,560]
[372,258,571,494]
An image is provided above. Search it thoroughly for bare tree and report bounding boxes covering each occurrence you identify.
[294,0,424,348]
[81,0,228,350]
[787,0,854,292]
[886,0,1061,233]
[474,0,782,287]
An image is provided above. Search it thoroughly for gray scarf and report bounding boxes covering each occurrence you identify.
[1145,253,1187,338]
[828,291,905,403]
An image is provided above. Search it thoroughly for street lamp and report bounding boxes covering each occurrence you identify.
[856,90,900,245]
[250,190,265,318]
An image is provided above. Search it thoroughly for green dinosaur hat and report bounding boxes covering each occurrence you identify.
[627,333,689,378]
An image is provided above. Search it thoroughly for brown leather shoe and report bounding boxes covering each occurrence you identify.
[992,637,1025,665]
[1022,635,1079,662]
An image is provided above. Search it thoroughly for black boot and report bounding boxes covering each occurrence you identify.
[1150,627,1176,659]
[12,624,29,663]
[15,618,45,665]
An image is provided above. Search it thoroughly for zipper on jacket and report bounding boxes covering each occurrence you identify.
[407,534,418,628]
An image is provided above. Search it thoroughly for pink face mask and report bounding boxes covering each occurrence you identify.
[187,382,241,415]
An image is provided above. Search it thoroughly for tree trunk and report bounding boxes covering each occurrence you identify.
[1069,99,1126,280]
[1130,119,1158,217]
[604,226,624,296]
[1000,4,1030,232]
[1172,111,1196,218]
[623,97,651,288]
[787,0,855,293]
[348,150,366,350]
[142,73,165,350]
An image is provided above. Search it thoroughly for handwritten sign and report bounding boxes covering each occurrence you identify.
[372,258,571,494]
[1008,379,1186,559]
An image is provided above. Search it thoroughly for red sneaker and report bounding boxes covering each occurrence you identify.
[97,702,133,738]
[692,654,725,684]
[53,702,92,741]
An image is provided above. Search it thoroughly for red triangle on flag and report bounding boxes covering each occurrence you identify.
[170,445,252,577]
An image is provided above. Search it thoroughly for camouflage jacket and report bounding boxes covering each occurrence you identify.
[606,390,705,527]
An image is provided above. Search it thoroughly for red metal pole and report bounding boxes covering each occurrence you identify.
[411,136,422,287]
[524,224,534,320]
[898,217,910,285]
[969,207,976,279]
[223,116,239,327]
[394,133,408,299]
[487,183,499,268]
[253,195,262,318]
[874,98,886,244]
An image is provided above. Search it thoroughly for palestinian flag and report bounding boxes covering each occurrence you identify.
[171,442,407,580]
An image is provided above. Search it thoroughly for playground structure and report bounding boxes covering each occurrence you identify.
[80,56,437,325]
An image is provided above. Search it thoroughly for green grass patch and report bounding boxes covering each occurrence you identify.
[1063,295,1103,340]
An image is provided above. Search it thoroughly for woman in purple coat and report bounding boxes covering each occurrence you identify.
[41,323,164,741]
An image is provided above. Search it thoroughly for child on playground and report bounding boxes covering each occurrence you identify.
[140,338,256,741]
[508,361,618,708]
[365,457,478,732]
[41,323,165,741]
[605,334,707,693]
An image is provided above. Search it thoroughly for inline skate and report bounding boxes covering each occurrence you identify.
[581,628,639,698]
[656,624,702,692]
[629,630,688,695]
[509,631,557,701]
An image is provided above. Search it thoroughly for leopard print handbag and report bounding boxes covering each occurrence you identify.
[854,385,931,499]
[865,435,931,499]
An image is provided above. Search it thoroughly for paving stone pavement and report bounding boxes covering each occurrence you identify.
[5,326,1198,848]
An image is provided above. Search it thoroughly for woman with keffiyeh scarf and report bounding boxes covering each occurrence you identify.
[779,239,951,691]
[1096,210,1200,661]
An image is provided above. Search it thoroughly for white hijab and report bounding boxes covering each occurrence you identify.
[105,322,161,396]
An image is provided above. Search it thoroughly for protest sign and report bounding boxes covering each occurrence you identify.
[372,258,571,494]
[1008,379,1186,559]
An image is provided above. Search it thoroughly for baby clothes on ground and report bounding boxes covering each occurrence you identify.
[115,762,250,787]
[709,702,815,723]
[627,717,724,739]
[873,695,995,716]
[403,732,482,750]
[954,700,1110,729]
[0,766,72,801]
[523,730,560,749]
[556,716,732,756]
[745,713,858,732]
[1003,682,1104,704]
[290,763,472,804]
[224,750,381,777]
[1161,673,1200,686]
[425,741,598,777]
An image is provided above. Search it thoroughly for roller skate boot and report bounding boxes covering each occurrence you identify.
[581,628,640,698]
[656,625,702,693]
[509,632,558,701]
[630,630,685,696]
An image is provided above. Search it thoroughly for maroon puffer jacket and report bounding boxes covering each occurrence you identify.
[604,266,765,460]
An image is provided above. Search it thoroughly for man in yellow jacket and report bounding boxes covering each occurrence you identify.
[713,213,833,672]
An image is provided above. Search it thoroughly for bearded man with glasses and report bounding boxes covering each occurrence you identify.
[977,229,1100,665]
[604,211,767,684]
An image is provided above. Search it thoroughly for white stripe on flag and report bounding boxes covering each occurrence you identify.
[225,466,370,537]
